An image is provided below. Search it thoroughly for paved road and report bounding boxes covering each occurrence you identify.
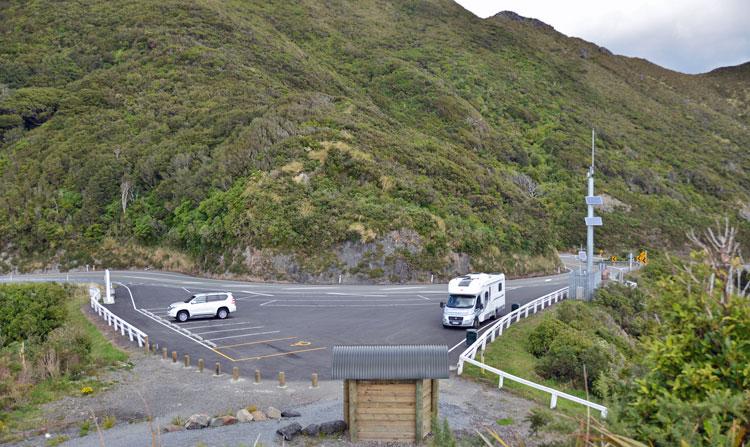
[2,270,569,380]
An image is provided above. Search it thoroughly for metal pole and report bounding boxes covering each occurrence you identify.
[586,130,595,299]
[105,269,111,303]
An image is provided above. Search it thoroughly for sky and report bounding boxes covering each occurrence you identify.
[454,0,750,74]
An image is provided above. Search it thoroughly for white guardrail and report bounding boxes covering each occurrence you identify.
[89,286,148,347]
[457,287,608,418]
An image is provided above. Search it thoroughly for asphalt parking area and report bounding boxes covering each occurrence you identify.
[107,277,568,380]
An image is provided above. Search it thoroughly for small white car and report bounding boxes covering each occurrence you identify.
[168,292,236,322]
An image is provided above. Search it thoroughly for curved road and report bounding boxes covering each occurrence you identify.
[2,270,568,380]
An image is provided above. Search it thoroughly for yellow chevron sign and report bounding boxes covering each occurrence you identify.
[636,250,648,265]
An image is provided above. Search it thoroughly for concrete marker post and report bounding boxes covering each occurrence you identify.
[254,369,261,384]
[232,367,239,382]
[198,359,204,373]
[184,354,190,368]
[171,351,177,363]
[278,371,286,388]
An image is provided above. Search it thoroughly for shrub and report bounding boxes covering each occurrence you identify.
[593,283,647,336]
[0,284,68,346]
[42,325,92,377]
[526,318,569,358]
[536,330,611,390]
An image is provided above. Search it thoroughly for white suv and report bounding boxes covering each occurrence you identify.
[168,292,236,322]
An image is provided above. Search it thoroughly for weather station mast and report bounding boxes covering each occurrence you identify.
[583,129,603,299]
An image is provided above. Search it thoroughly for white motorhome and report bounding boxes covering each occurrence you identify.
[441,273,506,328]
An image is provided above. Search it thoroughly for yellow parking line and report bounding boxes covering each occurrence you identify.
[211,348,237,362]
[218,336,297,349]
[233,347,327,362]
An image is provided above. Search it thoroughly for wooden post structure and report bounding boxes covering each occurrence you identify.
[415,380,424,440]
[198,358,204,373]
[184,354,190,368]
[278,371,286,388]
[143,336,149,353]
[232,367,239,381]
[431,379,439,417]
[214,362,221,376]
[254,369,261,384]
[311,373,319,388]
[162,347,167,360]
[348,380,358,442]
[343,380,350,424]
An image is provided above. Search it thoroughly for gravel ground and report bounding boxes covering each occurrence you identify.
[8,309,560,447]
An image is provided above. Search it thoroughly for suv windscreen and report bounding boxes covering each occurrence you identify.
[446,294,476,308]
[184,295,196,303]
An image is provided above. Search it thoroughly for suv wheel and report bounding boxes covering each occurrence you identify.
[177,310,189,322]
[217,308,229,319]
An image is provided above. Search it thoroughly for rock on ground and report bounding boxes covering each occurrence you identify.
[210,415,237,427]
[184,414,209,430]
[236,409,253,422]
[251,410,267,421]
[266,406,282,419]
[302,423,320,436]
[277,423,302,441]
[319,420,347,435]
[281,409,301,418]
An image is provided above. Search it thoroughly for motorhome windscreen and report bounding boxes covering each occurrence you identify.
[447,294,476,308]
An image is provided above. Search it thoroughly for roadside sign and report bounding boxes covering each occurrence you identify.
[585,217,603,226]
[578,250,587,261]
[636,250,648,265]
[586,196,603,206]
[610,255,618,262]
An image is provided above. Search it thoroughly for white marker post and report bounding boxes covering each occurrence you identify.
[104,269,115,304]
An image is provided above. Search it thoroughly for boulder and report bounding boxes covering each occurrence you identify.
[302,424,320,436]
[281,410,301,418]
[184,414,210,430]
[162,424,184,433]
[277,422,303,441]
[236,409,253,423]
[319,420,347,435]
[210,415,237,427]
[266,407,282,419]
[251,410,267,421]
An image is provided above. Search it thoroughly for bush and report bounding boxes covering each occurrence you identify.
[526,318,569,358]
[43,325,92,377]
[593,283,647,336]
[536,330,611,390]
[0,284,68,345]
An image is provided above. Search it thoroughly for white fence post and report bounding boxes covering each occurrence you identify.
[550,394,558,409]
[498,375,504,389]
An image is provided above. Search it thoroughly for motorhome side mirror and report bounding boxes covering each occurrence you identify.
[477,303,484,310]
[440,302,445,308]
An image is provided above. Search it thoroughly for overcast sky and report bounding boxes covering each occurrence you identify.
[454,0,750,74]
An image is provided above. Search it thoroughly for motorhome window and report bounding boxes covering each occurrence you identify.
[498,283,503,292]
[447,295,475,308]
[484,292,488,300]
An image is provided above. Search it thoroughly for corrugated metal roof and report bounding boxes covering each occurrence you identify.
[331,345,449,380]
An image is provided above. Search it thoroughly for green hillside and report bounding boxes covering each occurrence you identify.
[0,0,748,281]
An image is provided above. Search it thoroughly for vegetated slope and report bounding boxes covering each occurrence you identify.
[0,0,748,281]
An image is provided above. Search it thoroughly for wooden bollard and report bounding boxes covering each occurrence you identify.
[232,367,239,381]
[143,336,149,353]
[184,354,190,368]
[214,362,221,376]
[311,373,319,388]
[172,351,177,363]
[254,369,261,384]
[198,359,204,373]
[162,347,167,360]
[278,371,286,388]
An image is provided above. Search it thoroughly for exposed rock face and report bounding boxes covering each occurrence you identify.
[599,193,632,213]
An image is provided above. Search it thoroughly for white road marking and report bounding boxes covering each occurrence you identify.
[380,286,425,291]
[209,330,281,341]
[180,321,261,329]
[447,323,495,353]
[238,290,274,297]
[545,279,551,282]
[182,287,191,293]
[259,300,277,306]
[194,326,264,335]
[417,295,431,301]
[284,286,337,290]
[265,303,435,307]
[326,292,387,297]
